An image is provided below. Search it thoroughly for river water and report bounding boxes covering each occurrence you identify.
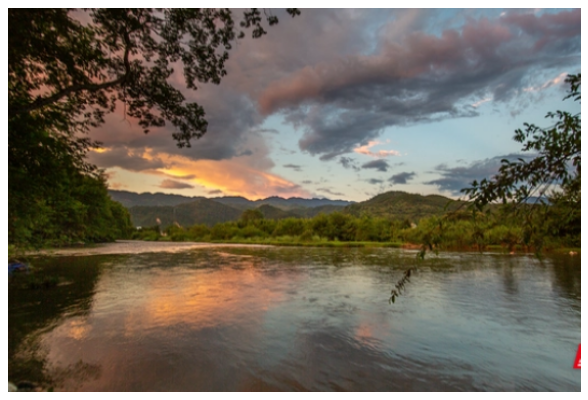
[8,241,581,391]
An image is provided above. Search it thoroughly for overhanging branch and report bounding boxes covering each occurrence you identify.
[9,26,133,117]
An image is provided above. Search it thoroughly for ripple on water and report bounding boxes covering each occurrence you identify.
[9,246,581,391]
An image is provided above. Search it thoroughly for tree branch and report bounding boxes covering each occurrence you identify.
[10,26,133,117]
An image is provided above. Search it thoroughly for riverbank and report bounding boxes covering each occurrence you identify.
[17,239,579,258]
[16,240,275,257]
[133,235,581,254]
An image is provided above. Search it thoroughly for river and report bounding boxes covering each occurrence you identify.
[8,241,581,391]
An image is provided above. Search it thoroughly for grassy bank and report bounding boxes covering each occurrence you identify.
[209,239,404,248]
[130,210,579,255]
[133,235,579,255]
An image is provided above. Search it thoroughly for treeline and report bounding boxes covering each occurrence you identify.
[8,111,134,248]
[9,172,134,248]
[132,205,580,251]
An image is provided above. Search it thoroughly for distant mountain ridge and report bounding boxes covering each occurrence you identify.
[108,190,353,209]
[110,189,472,229]
[107,190,199,208]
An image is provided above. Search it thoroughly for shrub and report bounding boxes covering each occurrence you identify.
[273,218,306,237]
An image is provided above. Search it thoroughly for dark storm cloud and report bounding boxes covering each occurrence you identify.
[87,147,167,172]
[236,149,253,157]
[258,9,580,159]
[151,90,262,161]
[389,172,416,184]
[90,86,265,166]
[104,9,391,165]
[367,178,384,185]
[426,154,535,195]
[284,164,303,171]
[361,159,390,172]
[158,179,195,190]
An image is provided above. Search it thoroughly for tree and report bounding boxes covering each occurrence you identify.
[463,73,580,208]
[8,8,299,246]
[9,8,300,147]
[462,73,581,248]
[240,209,264,224]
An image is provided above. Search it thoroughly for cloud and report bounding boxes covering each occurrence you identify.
[501,9,580,51]
[108,182,127,190]
[426,154,535,195]
[353,141,400,158]
[367,178,384,185]
[258,9,580,159]
[339,156,360,172]
[317,188,344,197]
[283,164,303,172]
[89,84,265,164]
[389,171,416,184]
[470,97,492,108]
[207,189,224,196]
[154,153,311,200]
[158,179,195,190]
[81,9,579,200]
[361,159,390,172]
[301,180,314,184]
[87,147,168,172]
[522,72,568,93]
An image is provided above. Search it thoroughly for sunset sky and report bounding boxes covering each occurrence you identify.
[86,8,581,202]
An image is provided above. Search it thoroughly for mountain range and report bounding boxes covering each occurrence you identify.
[109,190,352,209]
[108,189,465,228]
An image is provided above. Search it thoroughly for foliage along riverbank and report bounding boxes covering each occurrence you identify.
[131,208,580,255]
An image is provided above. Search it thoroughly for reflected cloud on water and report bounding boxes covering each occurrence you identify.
[8,245,581,391]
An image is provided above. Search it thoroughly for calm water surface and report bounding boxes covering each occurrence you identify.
[8,242,581,391]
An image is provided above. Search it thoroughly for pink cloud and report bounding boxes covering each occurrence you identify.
[501,9,581,50]
[257,10,579,116]
[353,141,400,158]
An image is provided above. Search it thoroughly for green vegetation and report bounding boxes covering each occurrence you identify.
[462,73,581,254]
[126,198,346,229]
[464,74,580,209]
[10,178,134,249]
[345,191,468,221]
[125,190,468,229]
[132,205,578,253]
[130,199,243,229]
[8,111,134,247]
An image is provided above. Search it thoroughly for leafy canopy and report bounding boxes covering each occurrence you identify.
[9,8,300,147]
[463,74,581,209]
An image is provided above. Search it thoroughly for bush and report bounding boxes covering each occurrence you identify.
[299,229,314,242]
[188,224,211,240]
[236,225,266,239]
[273,218,306,237]
[210,224,239,240]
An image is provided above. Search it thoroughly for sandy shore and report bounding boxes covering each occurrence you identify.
[27,240,274,257]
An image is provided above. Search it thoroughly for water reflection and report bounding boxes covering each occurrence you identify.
[8,245,581,391]
[8,255,107,388]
